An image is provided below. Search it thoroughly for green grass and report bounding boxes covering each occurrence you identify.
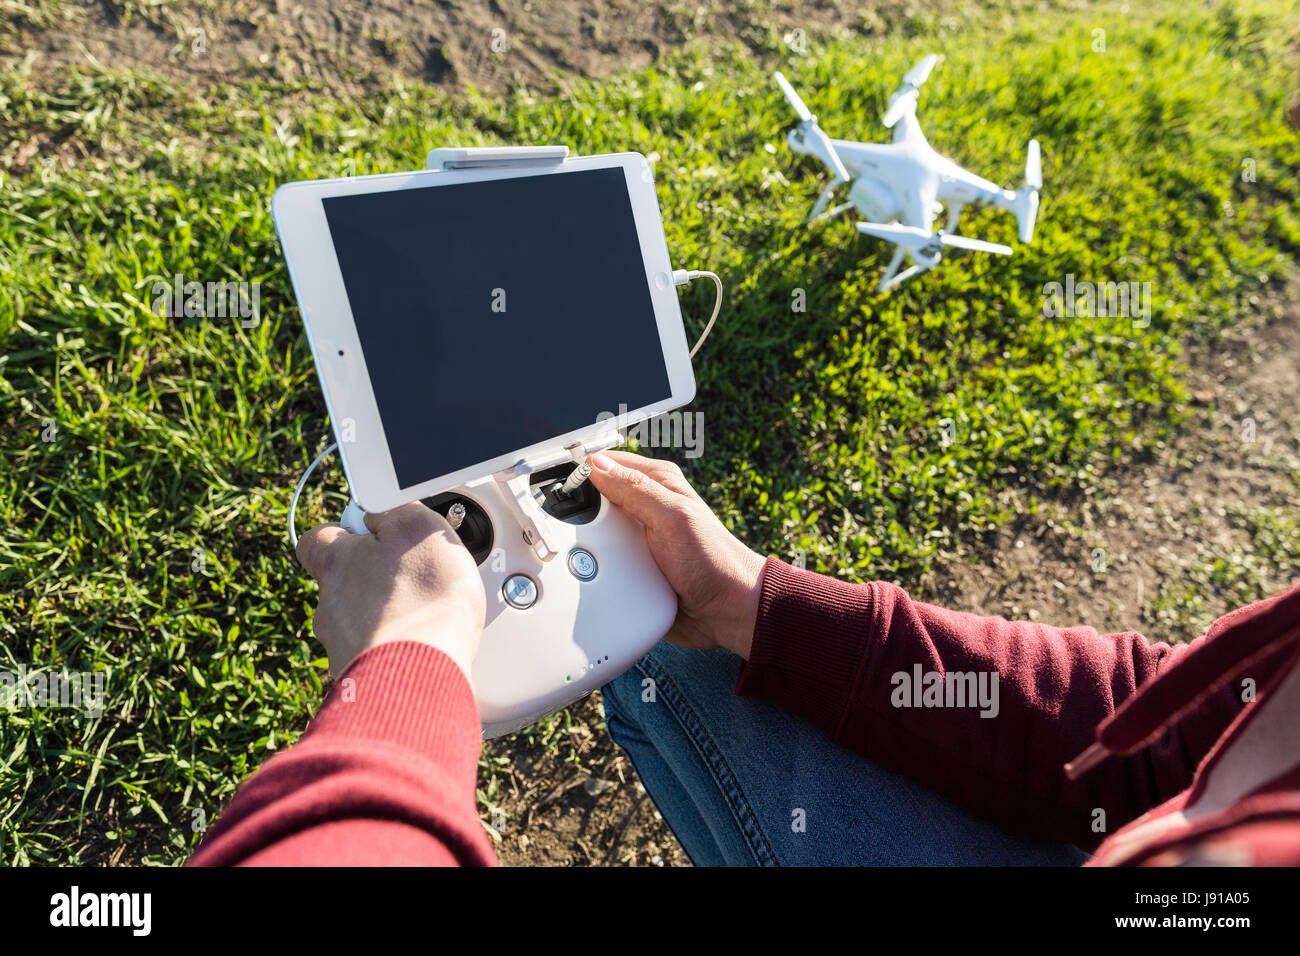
[2,0,1299,864]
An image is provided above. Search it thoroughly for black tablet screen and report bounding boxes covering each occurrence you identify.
[322,166,672,489]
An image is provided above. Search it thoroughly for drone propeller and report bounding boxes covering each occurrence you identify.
[773,71,812,123]
[883,53,939,128]
[856,221,1013,257]
[903,53,940,88]
[1025,138,1042,190]
[936,232,1015,255]
[1015,139,1042,243]
[774,72,850,183]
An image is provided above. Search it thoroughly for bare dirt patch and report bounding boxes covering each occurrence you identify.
[484,693,688,866]
[3,0,912,97]
[921,294,1300,642]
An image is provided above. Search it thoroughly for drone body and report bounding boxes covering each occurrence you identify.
[775,55,1042,293]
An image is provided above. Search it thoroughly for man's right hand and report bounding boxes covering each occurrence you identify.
[587,451,765,660]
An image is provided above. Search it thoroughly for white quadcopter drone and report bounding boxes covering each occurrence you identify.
[774,55,1042,293]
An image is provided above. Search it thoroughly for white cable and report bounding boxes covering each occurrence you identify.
[673,269,723,358]
[288,441,339,548]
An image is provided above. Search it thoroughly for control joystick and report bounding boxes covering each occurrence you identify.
[423,492,494,565]
[530,461,601,524]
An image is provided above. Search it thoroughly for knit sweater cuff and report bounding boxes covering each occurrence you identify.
[303,641,481,776]
[735,557,877,734]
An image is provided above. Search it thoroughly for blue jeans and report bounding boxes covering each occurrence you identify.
[602,641,1089,866]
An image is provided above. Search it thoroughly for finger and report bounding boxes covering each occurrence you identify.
[362,501,444,537]
[296,523,351,580]
[588,451,690,530]
[596,450,700,499]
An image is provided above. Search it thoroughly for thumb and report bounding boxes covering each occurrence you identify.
[296,523,352,581]
[588,451,685,532]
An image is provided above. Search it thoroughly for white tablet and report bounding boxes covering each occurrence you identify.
[272,152,696,513]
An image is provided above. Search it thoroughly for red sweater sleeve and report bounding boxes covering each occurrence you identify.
[189,642,495,867]
[735,558,1252,849]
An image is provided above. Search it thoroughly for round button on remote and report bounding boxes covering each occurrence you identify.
[502,574,538,609]
[568,548,598,581]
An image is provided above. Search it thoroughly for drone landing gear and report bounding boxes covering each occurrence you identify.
[870,203,963,292]
[859,219,1013,294]
[809,200,855,224]
[806,178,850,223]
[944,202,965,234]
[876,248,937,294]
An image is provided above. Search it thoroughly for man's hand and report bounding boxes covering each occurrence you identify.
[588,451,765,659]
[295,503,486,679]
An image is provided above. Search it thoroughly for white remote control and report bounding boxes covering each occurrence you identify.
[340,460,676,738]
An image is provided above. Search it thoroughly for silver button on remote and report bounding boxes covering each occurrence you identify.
[567,548,597,581]
[502,574,538,609]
